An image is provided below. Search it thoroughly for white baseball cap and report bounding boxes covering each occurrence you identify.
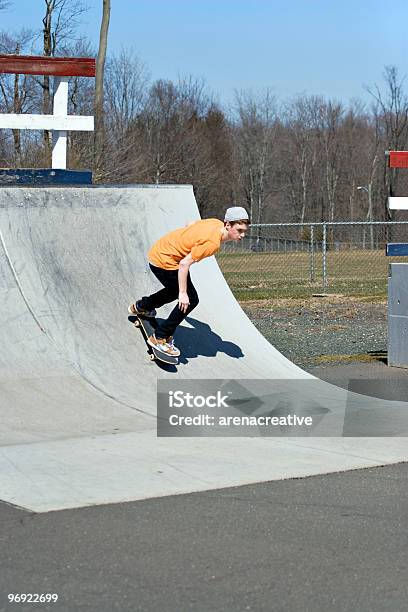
[224,206,249,222]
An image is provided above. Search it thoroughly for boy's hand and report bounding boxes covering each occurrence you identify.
[178,291,190,313]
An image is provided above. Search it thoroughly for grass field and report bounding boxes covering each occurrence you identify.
[216,250,407,300]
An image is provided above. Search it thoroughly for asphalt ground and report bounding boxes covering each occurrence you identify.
[308,360,408,401]
[1,462,408,612]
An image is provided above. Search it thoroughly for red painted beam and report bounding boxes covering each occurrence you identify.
[388,151,408,169]
[0,55,96,77]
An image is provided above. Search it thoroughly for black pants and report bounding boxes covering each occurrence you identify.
[139,264,199,339]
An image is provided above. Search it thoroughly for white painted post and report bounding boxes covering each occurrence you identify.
[52,77,69,169]
[0,115,93,130]
[0,75,93,170]
[389,197,408,210]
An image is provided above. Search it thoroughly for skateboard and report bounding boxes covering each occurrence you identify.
[130,313,179,365]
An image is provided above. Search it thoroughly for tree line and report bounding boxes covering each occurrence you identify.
[1,1,408,224]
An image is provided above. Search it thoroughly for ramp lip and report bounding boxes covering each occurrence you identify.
[0,183,194,190]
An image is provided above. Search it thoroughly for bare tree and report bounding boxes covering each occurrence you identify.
[105,48,148,138]
[195,105,234,217]
[41,0,88,163]
[42,0,88,56]
[57,37,96,170]
[233,89,277,235]
[94,0,110,178]
[312,98,344,225]
[366,66,408,220]
[358,113,381,243]
[136,76,213,185]
[283,95,320,223]
[95,48,149,182]
[0,30,38,165]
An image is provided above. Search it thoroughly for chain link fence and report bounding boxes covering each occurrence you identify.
[216,221,408,300]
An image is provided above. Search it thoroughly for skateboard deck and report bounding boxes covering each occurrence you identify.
[129,313,179,365]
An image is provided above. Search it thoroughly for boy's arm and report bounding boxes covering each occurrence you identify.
[178,253,195,312]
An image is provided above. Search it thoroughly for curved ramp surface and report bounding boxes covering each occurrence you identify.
[0,185,407,512]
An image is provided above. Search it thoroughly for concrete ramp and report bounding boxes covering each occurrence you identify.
[0,185,407,512]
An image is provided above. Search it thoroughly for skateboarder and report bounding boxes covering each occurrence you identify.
[128,206,250,357]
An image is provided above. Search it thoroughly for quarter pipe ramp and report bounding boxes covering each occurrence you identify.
[0,185,407,512]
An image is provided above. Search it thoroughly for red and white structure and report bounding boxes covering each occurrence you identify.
[388,151,408,210]
[0,55,96,169]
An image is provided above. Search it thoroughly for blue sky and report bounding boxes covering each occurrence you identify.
[0,0,406,106]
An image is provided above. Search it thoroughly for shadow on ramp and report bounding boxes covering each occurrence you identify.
[174,316,244,363]
[128,314,243,366]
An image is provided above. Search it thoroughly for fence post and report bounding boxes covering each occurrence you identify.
[310,224,315,282]
[370,222,374,250]
[322,223,328,290]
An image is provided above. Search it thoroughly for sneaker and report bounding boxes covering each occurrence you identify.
[128,301,156,318]
[165,336,181,357]
[147,334,180,357]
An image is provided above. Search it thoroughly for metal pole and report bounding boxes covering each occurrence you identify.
[310,225,315,282]
[322,223,327,290]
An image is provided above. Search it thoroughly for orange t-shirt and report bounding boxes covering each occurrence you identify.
[148,219,224,270]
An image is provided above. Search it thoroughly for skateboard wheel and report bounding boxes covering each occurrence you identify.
[149,353,155,362]
[134,320,141,328]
